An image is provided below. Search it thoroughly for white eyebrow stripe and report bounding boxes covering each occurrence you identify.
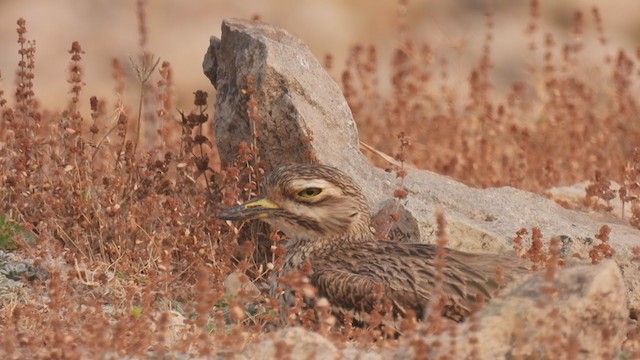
[290,179,333,189]
[289,179,343,197]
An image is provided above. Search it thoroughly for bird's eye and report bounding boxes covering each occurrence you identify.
[298,187,322,198]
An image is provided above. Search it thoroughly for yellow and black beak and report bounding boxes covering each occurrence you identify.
[218,197,281,221]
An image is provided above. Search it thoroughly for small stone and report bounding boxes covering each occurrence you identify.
[223,271,260,299]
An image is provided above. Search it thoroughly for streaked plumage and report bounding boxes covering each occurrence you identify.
[218,164,528,323]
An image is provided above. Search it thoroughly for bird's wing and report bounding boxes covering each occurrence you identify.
[378,242,526,303]
[310,266,387,319]
[310,266,431,327]
[311,242,521,322]
[309,251,452,322]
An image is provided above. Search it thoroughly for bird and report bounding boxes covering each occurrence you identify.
[218,164,528,324]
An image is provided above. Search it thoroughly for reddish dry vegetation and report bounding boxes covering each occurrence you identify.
[0,1,639,358]
[343,3,640,224]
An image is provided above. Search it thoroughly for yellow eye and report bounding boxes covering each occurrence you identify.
[298,187,322,198]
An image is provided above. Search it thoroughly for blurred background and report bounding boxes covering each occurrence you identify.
[1,0,639,111]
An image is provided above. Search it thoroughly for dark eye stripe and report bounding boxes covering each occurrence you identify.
[281,212,324,233]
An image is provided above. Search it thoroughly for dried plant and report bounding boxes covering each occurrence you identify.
[0,1,638,358]
[589,225,615,264]
[585,171,616,212]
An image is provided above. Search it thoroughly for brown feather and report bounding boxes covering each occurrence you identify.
[310,241,527,322]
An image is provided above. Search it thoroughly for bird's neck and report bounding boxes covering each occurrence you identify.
[283,216,375,270]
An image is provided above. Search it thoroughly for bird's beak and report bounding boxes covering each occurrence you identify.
[218,197,281,221]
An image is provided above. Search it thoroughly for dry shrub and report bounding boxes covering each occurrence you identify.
[0,15,266,358]
[348,4,640,196]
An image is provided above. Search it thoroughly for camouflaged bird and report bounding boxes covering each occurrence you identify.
[218,164,528,323]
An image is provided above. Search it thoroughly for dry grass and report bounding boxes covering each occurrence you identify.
[0,0,639,358]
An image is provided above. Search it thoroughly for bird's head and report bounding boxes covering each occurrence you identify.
[218,164,372,242]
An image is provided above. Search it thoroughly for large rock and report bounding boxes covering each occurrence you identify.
[204,19,368,176]
[203,18,640,310]
[398,260,629,358]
